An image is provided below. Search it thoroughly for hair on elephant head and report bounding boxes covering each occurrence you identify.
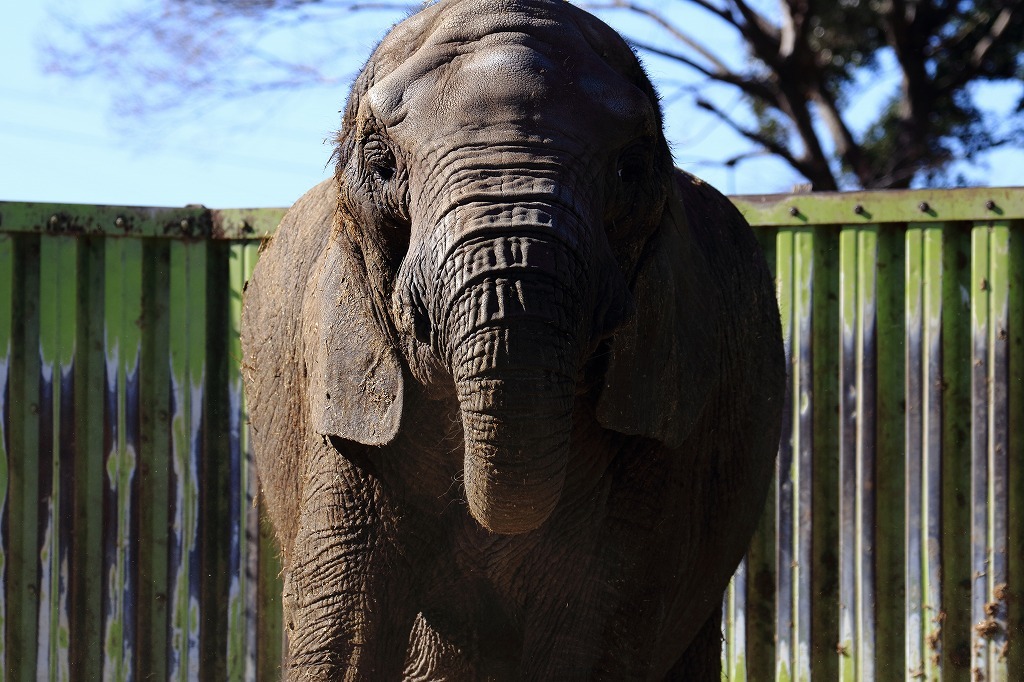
[242,0,784,678]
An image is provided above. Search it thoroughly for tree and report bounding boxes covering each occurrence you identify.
[45,0,1024,190]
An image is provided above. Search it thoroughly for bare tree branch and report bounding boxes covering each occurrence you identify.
[627,39,777,101]
[972,6,1017,66]
[810,88,872,186]
[583,0,733,24]
[726,0,780,56]
[695,97,810,176]
[583,2,735,72]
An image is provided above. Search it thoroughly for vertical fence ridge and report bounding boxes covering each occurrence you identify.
[968,221,1017,681]
[905,222,949,678]
[167,241,206,682]
[0,234,12,679]
[226,242,262,681]
[36,235,77,682]
[101,238,143,682]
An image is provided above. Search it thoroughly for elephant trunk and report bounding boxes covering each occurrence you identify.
[440,232,586,535]
[457,357,576,535]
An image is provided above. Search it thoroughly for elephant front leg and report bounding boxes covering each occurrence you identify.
[284,444,416,681]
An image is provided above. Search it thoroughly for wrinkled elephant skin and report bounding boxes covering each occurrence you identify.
[241,0,785,679]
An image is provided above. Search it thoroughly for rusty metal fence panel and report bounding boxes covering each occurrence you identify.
[0,187,1021,680]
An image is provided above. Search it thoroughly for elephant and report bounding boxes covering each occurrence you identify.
[240,0,785,678]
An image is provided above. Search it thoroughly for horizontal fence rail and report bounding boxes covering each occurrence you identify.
[0,186,1022,680]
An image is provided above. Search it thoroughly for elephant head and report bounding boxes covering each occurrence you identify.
[292,0,721,537]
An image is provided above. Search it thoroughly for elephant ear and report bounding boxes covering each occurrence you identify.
[596,170,721,449]
[304,224,404,446]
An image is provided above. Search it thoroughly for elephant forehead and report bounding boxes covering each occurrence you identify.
[368,38,653,140]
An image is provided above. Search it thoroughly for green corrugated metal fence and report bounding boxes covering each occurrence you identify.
[724,187,1024,681]
[0,204,282,681]
[0,187,1021,680]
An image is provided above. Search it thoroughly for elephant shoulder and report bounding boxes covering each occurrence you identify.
[672,169,755,258]
[242,179,337,357]
[245,180,336,309]
[671,168,776,319]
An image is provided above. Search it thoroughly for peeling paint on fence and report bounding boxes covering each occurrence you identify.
[0,228,276,680]
[0,188,1021,680]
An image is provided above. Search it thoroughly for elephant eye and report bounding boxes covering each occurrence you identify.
[616,145,651,185]
[364,138,397,183]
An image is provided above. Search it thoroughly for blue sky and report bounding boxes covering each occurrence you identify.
[2,1,1021,209]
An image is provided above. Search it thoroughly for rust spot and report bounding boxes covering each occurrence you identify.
[927,627,942,650]
[836,643,850,657]
[980,277,988,291]
[993,583,1008,601]
[975,617,1000,639]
